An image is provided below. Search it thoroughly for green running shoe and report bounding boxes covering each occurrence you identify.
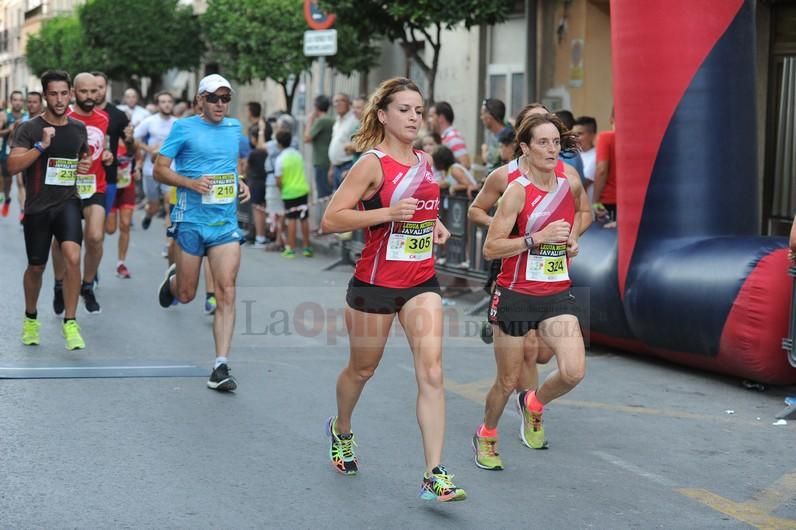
[472,431,503,470]
[302,247,314,257]
[281,247,296,259]
[326,416,358,475]
[63,320,86,350]
[21,317,41,346]
[420,465,467,502]
[517,390,548,449]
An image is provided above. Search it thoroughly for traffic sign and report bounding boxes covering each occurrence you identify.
[304,0,336,30]
[304,29,337,57]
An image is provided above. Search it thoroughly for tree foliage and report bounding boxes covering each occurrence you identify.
[26,15,100,77]
[203,0,312,111]
[78,0,203,88]
[320,0,514,101]
[203,0,378,110]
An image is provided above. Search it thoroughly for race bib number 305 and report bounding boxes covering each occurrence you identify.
[44,157,78,186]
[526,242,569,282]
[202,173,237,205]
[386,219,435,262]
[76,174,97,199]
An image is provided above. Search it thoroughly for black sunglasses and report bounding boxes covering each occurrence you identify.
[205,93,231,104]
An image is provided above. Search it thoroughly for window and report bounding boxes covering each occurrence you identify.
[487,64,525,121]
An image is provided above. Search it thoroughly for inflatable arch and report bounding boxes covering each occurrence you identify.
[569,0,796,384]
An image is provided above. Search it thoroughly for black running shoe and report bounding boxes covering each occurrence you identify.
[81,285,101,314]
[53,283,65,316]
[158,264,177,308]
[207,363,237,391]
[142,215,152,230]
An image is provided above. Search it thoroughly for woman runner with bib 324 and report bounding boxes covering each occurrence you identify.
[472,113,588,471]
[320,77,466,502]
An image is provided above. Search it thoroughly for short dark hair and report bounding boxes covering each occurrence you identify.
[483,98,506,122]
[41,70,72,92]
[27,91,43,102]
[497,128,515,146]
[91,71,108,82]
[554,110,575,130]
[247,101,262,119]
[573,116,597,134]
[276,129,292,148]
[314,95,330,113]
[10,90,23,99]
[431,145,456,172]
[154,91,174,104]
[433,101,454,124]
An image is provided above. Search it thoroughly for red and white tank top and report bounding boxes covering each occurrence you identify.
[67,107,109,197]
[354,148,439,288]
[496,166,575,296]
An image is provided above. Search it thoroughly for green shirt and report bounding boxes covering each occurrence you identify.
[308,114,334,167]
[275,147,310,200]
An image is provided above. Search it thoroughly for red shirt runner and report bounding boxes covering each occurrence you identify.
[67,107,109,196]
[354,149,440,288]
[497,166,575,297]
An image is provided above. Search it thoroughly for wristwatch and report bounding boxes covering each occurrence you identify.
[524,233,534,249]
[34,142,46,154]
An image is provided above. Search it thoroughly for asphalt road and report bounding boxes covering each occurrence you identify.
[1,203,795,529]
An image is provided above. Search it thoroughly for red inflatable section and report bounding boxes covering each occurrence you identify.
[719,249,795,384]
[611,0,744,296]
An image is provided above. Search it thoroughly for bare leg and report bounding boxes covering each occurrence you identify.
[206,242,241,358]
[535,315,586,405]
[118,209,133,262]
[81,204,105,284]
[253,204,266,241]
[23,264,46,314]
[60,241,82,319]
[51,239,65,282]
[483,327,526,429]
[286,219,297,249]
[300,218,310,248]
[335,308,393,434]
[204,259,215,295]
[398,292,446,472]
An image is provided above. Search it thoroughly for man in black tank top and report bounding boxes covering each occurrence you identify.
[8,70,90,350]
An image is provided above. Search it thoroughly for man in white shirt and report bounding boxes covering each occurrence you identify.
[573,116,598,201]
[327,93,359,190]
[117,88,151,127]
[134,91,177,230]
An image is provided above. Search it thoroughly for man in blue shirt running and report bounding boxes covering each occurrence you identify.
[154,74,250,392]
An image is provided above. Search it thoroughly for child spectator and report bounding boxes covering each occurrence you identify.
[275,130,312,258]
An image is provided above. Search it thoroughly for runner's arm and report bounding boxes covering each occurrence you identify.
[153,154,208,193]
[321,153,409,234]
[483,183,528,260]
[7,146,40,174]
[468,167,506,228]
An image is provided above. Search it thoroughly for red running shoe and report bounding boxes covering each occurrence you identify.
[116,263,131,279]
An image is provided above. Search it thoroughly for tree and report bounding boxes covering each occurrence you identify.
[26,15,101,77]
[78,0,203,93]
[320,0,515,101]
[203,0,311,112]
[203,0,379,111]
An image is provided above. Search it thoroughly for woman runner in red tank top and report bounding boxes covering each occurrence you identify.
[471,114,588,469]
[320,77,466,502]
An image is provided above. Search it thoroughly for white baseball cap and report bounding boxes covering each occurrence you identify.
[198,74,234,95]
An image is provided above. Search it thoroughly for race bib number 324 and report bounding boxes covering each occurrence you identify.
[525,242,569,282]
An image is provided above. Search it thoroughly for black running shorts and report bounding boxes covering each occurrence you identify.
[23,199,83,265]
[346,276,441,314]
[81,192,106,211]
[489,286,581,337]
